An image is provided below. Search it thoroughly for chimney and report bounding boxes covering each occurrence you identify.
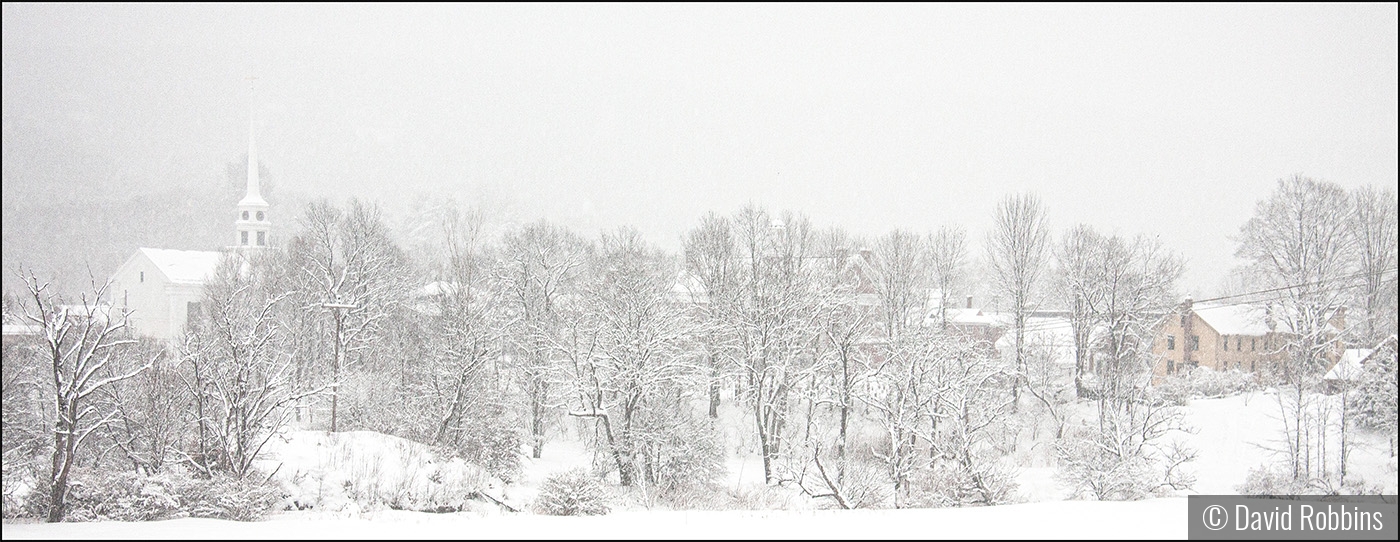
[966,295,973,309]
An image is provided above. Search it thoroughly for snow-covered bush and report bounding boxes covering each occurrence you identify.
[1055,422,1195,501]
[533,468,611,516]
[907,460,1019,508]
[452,411,522,484]
[1235,465,1389,496]
[650,416,726,495]
[61,469,282,522]
[1158,367,1257,402]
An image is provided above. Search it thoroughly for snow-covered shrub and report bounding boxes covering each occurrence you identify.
[1055,422,1195,501]
[1158,367,1257,402]
[725,484,800,511]
[61,469,282,522]
[822,460,891,510]
[452,411,522,484]
[907,460,1019,508]
[533,468,610,516]
[1235,465,1388,496]
[1055,436,1157,501]
[651,416,726,495]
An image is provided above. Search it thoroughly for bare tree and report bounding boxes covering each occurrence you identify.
[16,271,150,522]
[183,253,321,478]
[102,338,186,475]
[683,212,740,418]
[497,220,590,459]
[285,199,410,432]
[1350,185,1398,345]
[731,205,821,484]
[811,226,872,464]
[869,229,929,339]
[927,225,969,331]
[1237,175,1356,480]
[985,193,1050,407]
[563,227,702,487]
[1054,224,1103,398]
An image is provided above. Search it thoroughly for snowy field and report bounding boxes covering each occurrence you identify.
[2,499,1187,539]
[7,388,1393,540]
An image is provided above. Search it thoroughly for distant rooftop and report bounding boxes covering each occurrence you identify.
[140,248,224,284]
[1193,302,1272,336]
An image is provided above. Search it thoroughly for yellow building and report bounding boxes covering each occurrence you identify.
[1151,299,1344,384]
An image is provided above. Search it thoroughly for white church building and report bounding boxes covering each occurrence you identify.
[110,93,272,341]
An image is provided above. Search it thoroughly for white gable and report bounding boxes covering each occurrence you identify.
[139,248,223,284]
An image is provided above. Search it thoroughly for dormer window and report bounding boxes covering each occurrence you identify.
[242,211,250,220]
[256,211,264,221]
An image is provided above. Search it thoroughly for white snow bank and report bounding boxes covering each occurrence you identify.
[2,498,1188,539]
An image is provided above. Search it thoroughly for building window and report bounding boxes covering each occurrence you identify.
[1237,337,1242,351]
[241,231,249,245]
[1190,335,1200,351]
[1251,338,1256,351]
[1167,335,1175,350]
[242,211,249,220]
[1168,360,1175,374]
[1223,336,1228,351]
[256,211,264,221]
[139,271,144,283]
[256,231,266,246]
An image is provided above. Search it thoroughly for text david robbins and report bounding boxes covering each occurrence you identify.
[1189,495,1397,540]
[1232,503,1383,531]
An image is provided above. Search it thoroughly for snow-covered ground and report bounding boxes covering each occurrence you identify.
[5,389,1394,539]
[2,499,1188,539]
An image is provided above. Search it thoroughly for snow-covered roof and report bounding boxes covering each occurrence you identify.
[1193,303,1272,336]
[669,273,709,304]
[941,308,1002,326]
[1324,348,1371,381]
[140,248,224,285]
[992,316,1082,366]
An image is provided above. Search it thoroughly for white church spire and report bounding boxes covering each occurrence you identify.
[235,75,271,248]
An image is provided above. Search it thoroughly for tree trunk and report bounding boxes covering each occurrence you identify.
[708,353,721,418]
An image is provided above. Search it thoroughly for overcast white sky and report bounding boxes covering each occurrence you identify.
[3,3,1397,295]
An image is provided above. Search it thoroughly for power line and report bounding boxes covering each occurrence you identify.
[1192,267,1396,305]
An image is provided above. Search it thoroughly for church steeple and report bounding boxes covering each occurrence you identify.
[236,75,270,249]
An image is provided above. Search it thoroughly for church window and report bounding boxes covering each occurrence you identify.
[257,231,266,246]
[242,211,249,220]
[256,211,264,221]
[241,231,249,245]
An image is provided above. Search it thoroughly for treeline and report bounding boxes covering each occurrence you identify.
[1,175,1395,521]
